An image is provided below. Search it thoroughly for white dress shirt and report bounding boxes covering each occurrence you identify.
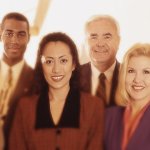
[91,61,116,104]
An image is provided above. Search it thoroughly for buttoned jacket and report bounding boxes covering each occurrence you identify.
[3,62,34,149]
[79,61,120,107]
[8,89,104,150]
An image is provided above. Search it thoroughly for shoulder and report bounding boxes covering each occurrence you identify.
[79,62,91,72]
[80,92,104,113]
[106,106,124,113]
[17,94,39,111]
[80,62,90,68]
[23,62,34,73]
[105,106,125,124]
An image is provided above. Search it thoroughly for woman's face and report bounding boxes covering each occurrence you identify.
[41,41,75,90]
[125,56,150,102]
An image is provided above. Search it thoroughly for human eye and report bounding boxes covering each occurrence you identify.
[143,69,150,74]
[90,36,97,40]
[89,34,98,40]
[127,68,135,73]
[45,59,53,65]
[104,34,112,40]
[4,31,13,38]
[60,58,68,64]
[41,55,53,65]
[18,32,26,38]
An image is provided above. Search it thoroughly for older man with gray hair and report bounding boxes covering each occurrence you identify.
[80,14,120,107]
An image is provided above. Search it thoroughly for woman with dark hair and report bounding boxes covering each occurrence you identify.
[8,32,104,150]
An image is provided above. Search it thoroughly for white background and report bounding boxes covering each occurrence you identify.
[0,0,150,67]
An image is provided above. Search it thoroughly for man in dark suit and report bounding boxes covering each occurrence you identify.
[0,12,34,148]
[80,15,120,107]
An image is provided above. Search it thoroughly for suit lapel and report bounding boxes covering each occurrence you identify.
[9,62,34,109]
[80,62,92,93]
[11,63,33,101]
[127,105,150,150]
[109,61,120,106]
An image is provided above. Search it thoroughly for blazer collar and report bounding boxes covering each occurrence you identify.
[35,88,80,129]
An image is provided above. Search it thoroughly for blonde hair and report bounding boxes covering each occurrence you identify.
[116,43,150,106]
[85,14,120,36]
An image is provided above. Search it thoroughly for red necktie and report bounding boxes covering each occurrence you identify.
[96,73,106,104]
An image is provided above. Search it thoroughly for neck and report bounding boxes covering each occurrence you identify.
[131,98,150,115]
[2,55,23,66]
[92,59,115,72]
[48,85,70,102]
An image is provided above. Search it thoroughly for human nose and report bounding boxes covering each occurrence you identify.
[96,38,104,47]
[11,33,19,43]
[133,73,143,83]
[52,61,61,73]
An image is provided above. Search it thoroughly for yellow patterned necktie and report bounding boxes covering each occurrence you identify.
[0,67,12,116]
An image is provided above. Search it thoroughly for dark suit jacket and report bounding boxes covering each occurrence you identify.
[79,61,120,107]
[8,89,104,150]
[3,62,34,149]
[104,106,150,150]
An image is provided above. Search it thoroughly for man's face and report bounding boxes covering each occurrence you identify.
[0,18,30,64]
[86,19,120,68]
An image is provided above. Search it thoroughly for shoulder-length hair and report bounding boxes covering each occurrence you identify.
[116,43,150,105]
[34,32,80,93]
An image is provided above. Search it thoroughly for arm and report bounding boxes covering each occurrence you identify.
[8,100,28,150]
[87,99,105,150]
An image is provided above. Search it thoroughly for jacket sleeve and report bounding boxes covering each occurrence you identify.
[87,99,105,150]
[8,100,28,150]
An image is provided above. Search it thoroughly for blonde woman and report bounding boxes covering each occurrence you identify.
[105,43,150,150]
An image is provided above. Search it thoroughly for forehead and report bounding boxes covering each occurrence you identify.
[43,41,71,57]
[2,19,28,32]
[128,56,150,67]
[86,19,118,35]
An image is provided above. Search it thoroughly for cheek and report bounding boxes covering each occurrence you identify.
[88,40,95,47]
[42,65,51,77]
[144,78,150,86]
[125,76,132,87]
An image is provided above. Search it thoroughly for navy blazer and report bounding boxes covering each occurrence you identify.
[79,61,120,107]
[105,106,150,150]
[3,62,34,149]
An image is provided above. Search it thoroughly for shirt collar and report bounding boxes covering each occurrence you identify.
[35,87,80,129]
[91,61,116,82]
[0,60,25,80]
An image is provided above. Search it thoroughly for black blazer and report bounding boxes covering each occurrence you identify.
[79,61,120,107]
[3,62,34,149]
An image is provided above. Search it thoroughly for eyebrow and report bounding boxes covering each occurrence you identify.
[103,33,112,36]
[5,29,26,33]
[45,55,68,59]
[90,33,98,37]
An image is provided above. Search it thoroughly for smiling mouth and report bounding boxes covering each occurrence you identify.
[9,47,20,51]
[94,47,108,53]
[94,49,108,53]
[132,85,144,91]
[51,75,64,82]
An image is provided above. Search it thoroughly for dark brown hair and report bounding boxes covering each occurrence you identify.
[1,12,30,33]
[34,32,80,93]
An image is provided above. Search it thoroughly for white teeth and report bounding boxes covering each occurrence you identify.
[51,75,63,81]
[132,85,144,90]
